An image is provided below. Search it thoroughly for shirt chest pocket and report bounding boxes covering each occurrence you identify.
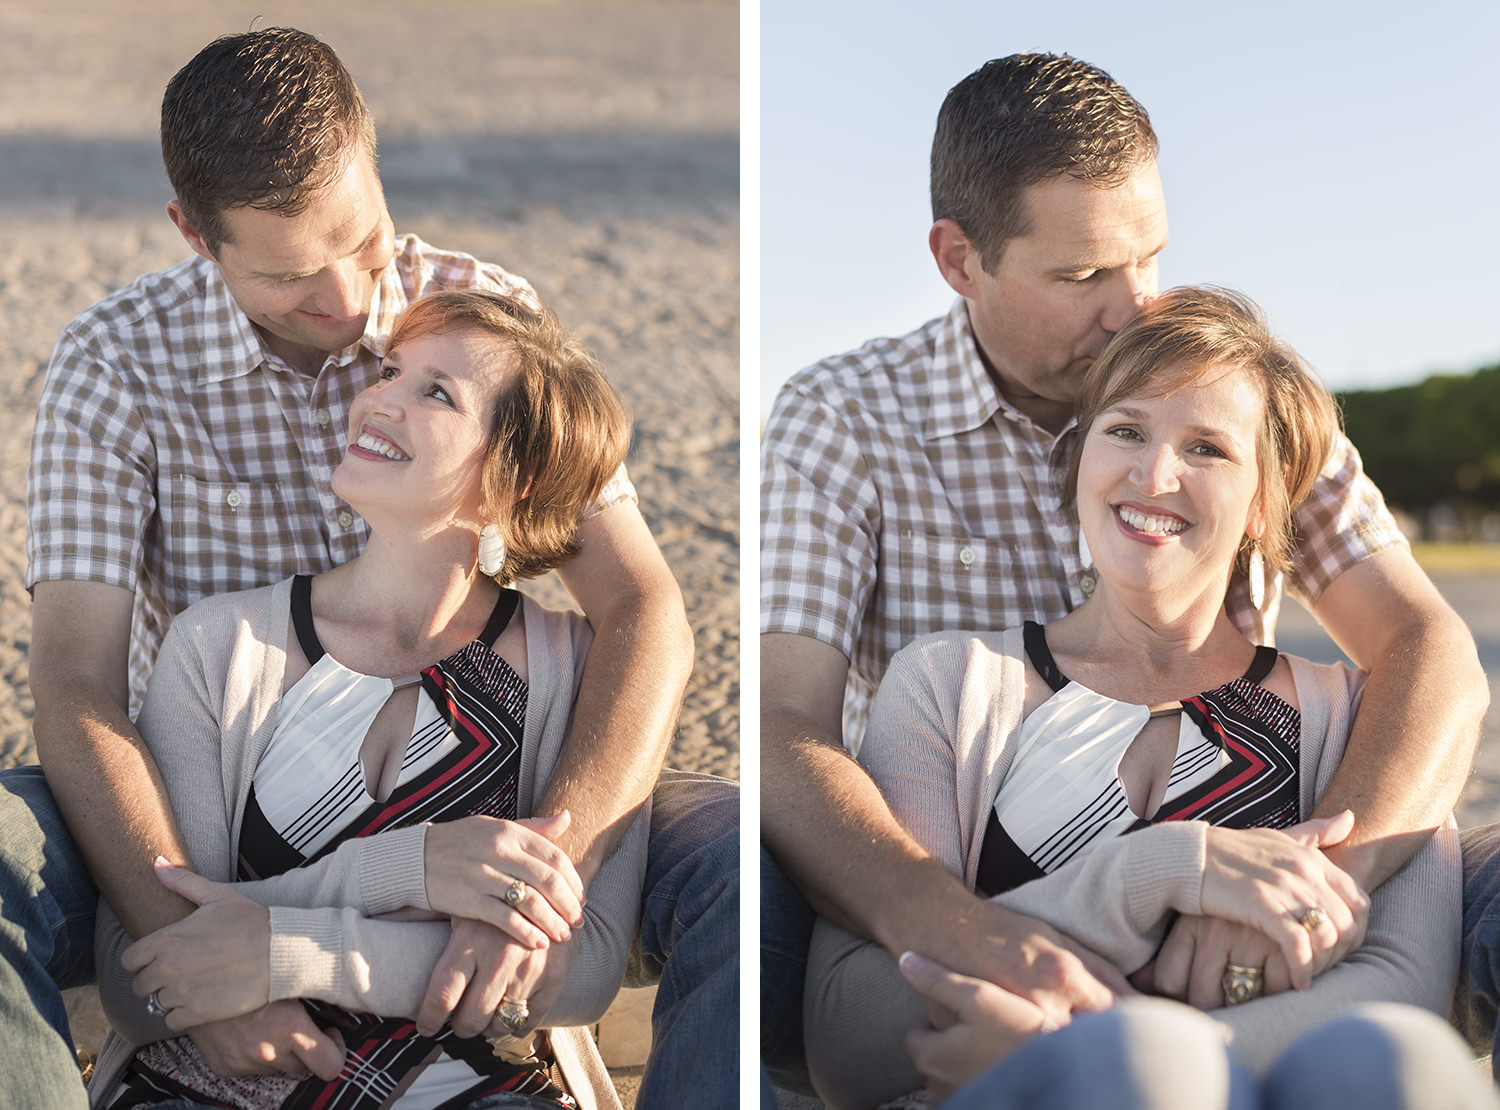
[892,532,1019,650]
[160,474,310,601]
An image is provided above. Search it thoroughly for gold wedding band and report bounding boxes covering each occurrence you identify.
[1222,963,1264,1006]
[1299,906,1329,931]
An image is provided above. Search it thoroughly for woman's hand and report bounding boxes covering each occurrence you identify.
[897,951,1052,1103]
[1198,811,1369,990]
[1134,915,1293,1009]
[121,859,273,1030]
[415,917,572,1040]
[423,811,585,948]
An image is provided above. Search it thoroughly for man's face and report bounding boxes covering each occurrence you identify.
[960,160,1169,428]
[177,147,396,373]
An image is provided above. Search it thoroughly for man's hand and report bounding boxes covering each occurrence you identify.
[919,897,1130,1030]
[417,917,576,1038]
[1143,915,1292,1009]
[898,950,1051,1102]
[121,860,271,1029]
[186,1001,345,1081]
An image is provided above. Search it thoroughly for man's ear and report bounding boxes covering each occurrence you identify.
[929,219,981,298]
[167,200,215,262]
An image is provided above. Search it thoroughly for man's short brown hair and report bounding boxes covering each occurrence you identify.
[389,291,631,583]
[931,53,1157,272]
[1065,286,1340,578]
[161,27,377,254]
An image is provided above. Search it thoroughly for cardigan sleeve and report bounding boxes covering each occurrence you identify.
[804,636,995,1108]
[264,808,646,1026]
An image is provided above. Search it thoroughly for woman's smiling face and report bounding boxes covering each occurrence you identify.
[1076,361,1267,605]
[332,326,513,530]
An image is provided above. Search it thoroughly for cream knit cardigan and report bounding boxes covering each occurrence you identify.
[806,626,1461,1109]
[92,576,647,1110]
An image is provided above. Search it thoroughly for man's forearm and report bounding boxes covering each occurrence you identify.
[33,680,196,937]
[762,707,992,955]
[1315,614,1488,889]
[535,589,692,883]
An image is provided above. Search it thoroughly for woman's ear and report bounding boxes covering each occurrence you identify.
[1245,493,1267,542]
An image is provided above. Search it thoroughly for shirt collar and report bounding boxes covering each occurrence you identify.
[923,298,1079,447]
[194,249,410,382]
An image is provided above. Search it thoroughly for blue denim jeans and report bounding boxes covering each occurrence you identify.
[759,846,814,1095]
[1458,823,1500,1059]
[0,765,96,1109]
[629,769,740,1110]
[945,998,1494,1110]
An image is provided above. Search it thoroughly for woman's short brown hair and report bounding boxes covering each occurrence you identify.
[1065,286,1339,578]
[388,291,631,582]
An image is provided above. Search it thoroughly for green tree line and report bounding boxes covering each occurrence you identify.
[1338,363,1500,533]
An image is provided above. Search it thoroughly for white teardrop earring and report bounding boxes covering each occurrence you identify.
[1247,545,1266,611]
[1078,525,1093,570]
[478,524,507,578]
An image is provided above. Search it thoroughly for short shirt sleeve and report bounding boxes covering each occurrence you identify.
[1285,430,1408,607]
[760,379,878,660]
[26,323,155,592]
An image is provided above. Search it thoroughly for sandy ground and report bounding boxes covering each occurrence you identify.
[0,1,737,1103]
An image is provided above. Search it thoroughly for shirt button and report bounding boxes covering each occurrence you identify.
[958,546,976,567]
[1001,410,1022,423]
[316,408,331,427]
[337,510,354,529]
[225,491,242,509]
[1080,573,1096,595]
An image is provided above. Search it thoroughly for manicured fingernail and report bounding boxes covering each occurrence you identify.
[154,855,170,869]
[898,951,928,974]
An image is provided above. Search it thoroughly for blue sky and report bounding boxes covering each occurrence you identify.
[759,0,1500,418]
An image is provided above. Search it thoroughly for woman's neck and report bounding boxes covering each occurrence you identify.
[310,526,501,676]
[1045,579,1254,705]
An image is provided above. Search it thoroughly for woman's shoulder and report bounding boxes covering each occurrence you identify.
[164,577,295,646]
[1279,650,1368,709]
[885,626,1027,688]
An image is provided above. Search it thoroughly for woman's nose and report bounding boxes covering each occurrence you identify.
[1132,443,1180,494]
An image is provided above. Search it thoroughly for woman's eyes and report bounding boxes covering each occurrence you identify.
[428,385,453,405]
[377,364,399,381]
[1102,426,1227,459]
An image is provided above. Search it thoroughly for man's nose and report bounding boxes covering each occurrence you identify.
[1100,268,1155,335]
[314,260,367,319]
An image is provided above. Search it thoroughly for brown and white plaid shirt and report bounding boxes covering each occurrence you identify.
[760,299,1404,750]
[27,234,635,713]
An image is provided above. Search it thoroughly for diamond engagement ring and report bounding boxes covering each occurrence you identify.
[504,879,527,907]
[1299,906,1329,931]
[496,996,530,1035]
[1221,964,1264,1006]
[146,989,169,1018]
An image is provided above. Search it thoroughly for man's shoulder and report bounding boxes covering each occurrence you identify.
[779,313,946,403]
[63,256,212,346]
[388,233,538,306]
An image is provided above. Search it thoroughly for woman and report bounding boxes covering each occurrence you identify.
[90,291,644,1110]
[804,287,1463,1108]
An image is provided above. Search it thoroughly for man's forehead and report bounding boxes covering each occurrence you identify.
[1010,165,1168,265]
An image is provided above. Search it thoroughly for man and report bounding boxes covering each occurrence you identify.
[0,26,736,1109]
[761,52,1487,1091]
